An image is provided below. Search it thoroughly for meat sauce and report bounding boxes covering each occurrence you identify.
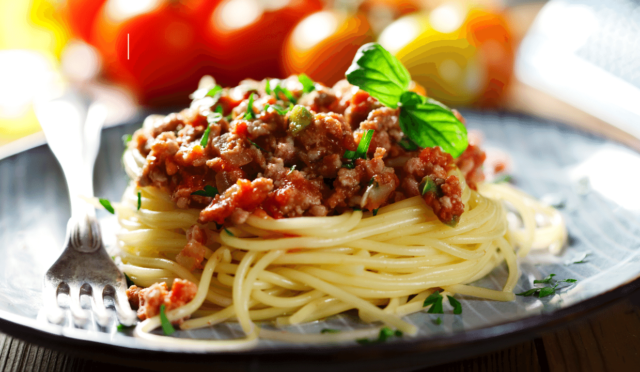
[130,76,485,227]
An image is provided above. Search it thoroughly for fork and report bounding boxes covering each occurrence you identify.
[37,95,137,327]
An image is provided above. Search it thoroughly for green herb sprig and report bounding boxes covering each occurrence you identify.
[345,43,468,157]
[191,185,218,197]
[493,175,513,184]
[288,165,296,175]
[566,252,590,265]
[159,304,176,335]
[244,93,256,120]
[423,291,444,314]
[267,80,297,103]
[264,103,293,115]
[298,73,316,94]
[99,198,115,214]
[137,191,142,211]
[517,274,577,298]
[224,228,234,236]
[356,327,402,345]
[320,328,340,334]
[201,112,223,147]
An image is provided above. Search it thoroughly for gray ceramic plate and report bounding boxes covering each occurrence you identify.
[1,110,639,371]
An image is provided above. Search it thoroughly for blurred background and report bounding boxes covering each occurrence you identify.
[1,0,638,154]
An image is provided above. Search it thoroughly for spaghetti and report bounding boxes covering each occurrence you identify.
[115,143,565,346]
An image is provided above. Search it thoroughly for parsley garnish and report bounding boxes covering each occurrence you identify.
[320,328,340,334]
[346,43,468,157]
[159,304,175,335]
[99,198,115,214]
[356,327,402,345]
[117,323,134,332]
[206,85,222,99]
[224,228,234,236]
[517,274,578,298]
[288,165,296,175]
[373,208,378,216]
[433,317,442,325]
[137,191,141,211]
[122,134,132,147]
[264,103,293,115]
[268,80,297,103]
[214,105,224,114]
[201,112,223,147]
[493,175,513,184]
[344,129,374,160]
[244,93,256,120]
[298,73,316,94]
[265,79,271,94]
[447,295,462,314]
[248,139,264,151]
[420,176,438,196]
[567,252,590,265]
[123,273,135,287]
[191,185,218,197]
[423,291,444,314]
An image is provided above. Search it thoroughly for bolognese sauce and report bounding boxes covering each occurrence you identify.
[129,76,485,227]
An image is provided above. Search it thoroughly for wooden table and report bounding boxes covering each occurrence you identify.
[1,286,639,372]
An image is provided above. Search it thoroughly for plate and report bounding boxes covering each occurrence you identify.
[1,110,640,371]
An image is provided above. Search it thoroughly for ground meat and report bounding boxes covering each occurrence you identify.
[126,285,142,309]
[199,178,274,224]
[402,147,464,225]
[134,279,198,323]
[131,77,485,225]
[455,144,486,191]
[175,225,208,271]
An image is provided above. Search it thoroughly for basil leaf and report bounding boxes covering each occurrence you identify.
[244,93,256,120]
[447,295,462,314]
[99,198,115,214]
[399,92,468,158]
[398,137,418,151]
[191,185,218,197]
[346,42,410,108]
[159,304,176,335]
[137,191,142,211]
[298,73,316,94]
[344,129,374,159]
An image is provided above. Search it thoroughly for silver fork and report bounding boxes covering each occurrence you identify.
[37,95,137,327]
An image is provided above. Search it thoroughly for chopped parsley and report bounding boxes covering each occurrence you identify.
[244,93,256,120]
[320,328,340,334]
[206,85,222,99]
[288,165,296,175]
[345,43,467,157]
[356,327,402,345]
[99,198,115,214]
[344,129,374,160]
[224,228,234,236]
[423,291,444,314]
[298,73,316,94]
[372,208,378,216]
[567,252,590,265]
[517,274,578,298]
[265,79,271,94]
[191,185,218,197]
[159,304,175,335]
[248,139,264,151]
[200,112,223,147]
[268,80,297,103]
[117,323,134,332]
[264,103,293,115]
[493,174,513,184]
[137,191,141,211]
[123,273,135,287]
[433,317,442,325]
[122,134,132,147]
[214,105,224,114]
[447,295,462,315]
[420,176,438,196]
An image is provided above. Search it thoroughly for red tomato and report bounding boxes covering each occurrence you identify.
[91,0,215,105]
[281,10,374,86]
[63,0,108,42]
[201,0,323,86]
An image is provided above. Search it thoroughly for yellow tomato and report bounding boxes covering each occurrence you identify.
[282,10,375,86]
[378,4,514,107]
